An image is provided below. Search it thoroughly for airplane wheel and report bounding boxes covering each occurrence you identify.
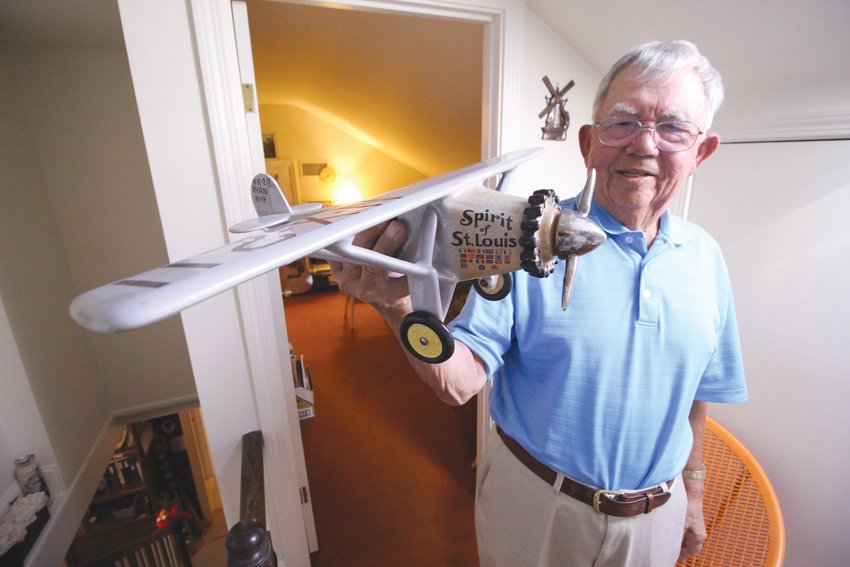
[473,273,512,301]
[400,311,454,364]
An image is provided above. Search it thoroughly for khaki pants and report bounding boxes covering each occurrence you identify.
[475,433,687,567]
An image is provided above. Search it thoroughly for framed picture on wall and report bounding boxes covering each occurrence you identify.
[262,132,277,159]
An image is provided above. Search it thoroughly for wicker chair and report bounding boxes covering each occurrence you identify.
[677,417,785,567]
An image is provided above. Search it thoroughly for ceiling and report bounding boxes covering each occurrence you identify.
[0,0,123,50]
[525,0,850,123]
[244,0,850,174]
[2,0,848,174]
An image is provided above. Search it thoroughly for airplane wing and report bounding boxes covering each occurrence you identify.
[70,147,544,332]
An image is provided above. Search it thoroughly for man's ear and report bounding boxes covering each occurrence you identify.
[578,124,593,162]
[694,132,720,167]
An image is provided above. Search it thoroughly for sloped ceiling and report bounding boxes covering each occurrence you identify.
[246,1,484,178]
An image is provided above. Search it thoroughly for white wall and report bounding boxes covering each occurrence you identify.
[690,140,850,566]
[10,47,198,414]
[0,297,58,514]
[509,7,599,199]
[1,44,113,564]
[0,21,203,567]
[0,46,106,488]
[1,40,201,455]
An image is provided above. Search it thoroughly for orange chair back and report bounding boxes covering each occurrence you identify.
[678,417,785,567]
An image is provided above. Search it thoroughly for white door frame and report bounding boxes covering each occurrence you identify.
[188,2,312,565]
[190,0,523,564]
[242,0,524,466]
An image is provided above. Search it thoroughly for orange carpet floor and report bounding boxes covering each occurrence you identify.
[283,289,479,567]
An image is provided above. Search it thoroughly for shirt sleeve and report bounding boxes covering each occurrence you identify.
[695,275,749,403]
[448,288,515,379]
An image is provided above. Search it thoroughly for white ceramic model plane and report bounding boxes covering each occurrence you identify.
[70,147,605,363]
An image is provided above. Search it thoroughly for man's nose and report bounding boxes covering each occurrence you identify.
[627,126,659,155]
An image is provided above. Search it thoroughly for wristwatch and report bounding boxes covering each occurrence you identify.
[682,468,707,480]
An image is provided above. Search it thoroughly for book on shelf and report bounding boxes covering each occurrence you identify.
[296,391,315,420]
[291,349,315,420]
[101,456,144,490]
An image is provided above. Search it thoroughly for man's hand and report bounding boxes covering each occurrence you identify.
[678,478,707,562]
[328,220,412,319]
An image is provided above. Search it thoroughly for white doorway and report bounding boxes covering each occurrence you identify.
[240,1,485,560]
[197,0,522,563]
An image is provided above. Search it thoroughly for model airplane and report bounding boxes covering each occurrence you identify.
[69,147,606,363]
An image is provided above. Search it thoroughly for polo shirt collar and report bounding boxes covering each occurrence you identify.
[588,202,696,247]
[659,210,696,245]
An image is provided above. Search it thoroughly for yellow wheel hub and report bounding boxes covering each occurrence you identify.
[405,323,444,360]
[482,276,505,295]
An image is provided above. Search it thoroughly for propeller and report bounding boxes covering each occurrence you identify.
[556,169,602,310]
[519,169,605,310]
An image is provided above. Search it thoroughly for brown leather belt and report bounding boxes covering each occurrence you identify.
[497,428,673,517]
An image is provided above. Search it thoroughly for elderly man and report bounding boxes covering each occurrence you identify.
[331,40,747,567]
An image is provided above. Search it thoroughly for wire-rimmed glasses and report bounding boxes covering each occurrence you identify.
[594,117,704,152]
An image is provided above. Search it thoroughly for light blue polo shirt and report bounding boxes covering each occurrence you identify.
[449,200,748,491]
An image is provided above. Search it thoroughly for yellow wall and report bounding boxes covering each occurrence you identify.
[259,103,427,204]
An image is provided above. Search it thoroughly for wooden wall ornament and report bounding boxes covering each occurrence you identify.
[539,76,574,141]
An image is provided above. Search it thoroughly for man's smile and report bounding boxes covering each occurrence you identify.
[615,167,657,179]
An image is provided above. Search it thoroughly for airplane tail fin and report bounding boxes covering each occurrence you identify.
[230,174,323,233]
[251,173,293,216]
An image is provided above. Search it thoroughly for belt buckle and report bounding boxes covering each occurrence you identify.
[592,489,626,514]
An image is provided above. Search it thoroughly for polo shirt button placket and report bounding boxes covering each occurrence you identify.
[638,268,659,325]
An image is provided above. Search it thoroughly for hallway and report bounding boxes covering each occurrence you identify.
[284,289,478,566]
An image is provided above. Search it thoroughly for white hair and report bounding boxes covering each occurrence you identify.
[593,40,724,129]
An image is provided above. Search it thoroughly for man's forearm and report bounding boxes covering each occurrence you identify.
[678,400,709,561]
[685,401,708,478]
[331,219,487,406]
[378,303,487,406]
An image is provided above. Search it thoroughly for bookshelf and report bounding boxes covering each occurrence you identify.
[89,426,155,524]
[65,424,158,565]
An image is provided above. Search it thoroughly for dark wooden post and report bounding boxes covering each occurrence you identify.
[239,430,266,523]
[225,431,277,567]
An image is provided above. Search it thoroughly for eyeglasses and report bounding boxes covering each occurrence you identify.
[594,118,704,152]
